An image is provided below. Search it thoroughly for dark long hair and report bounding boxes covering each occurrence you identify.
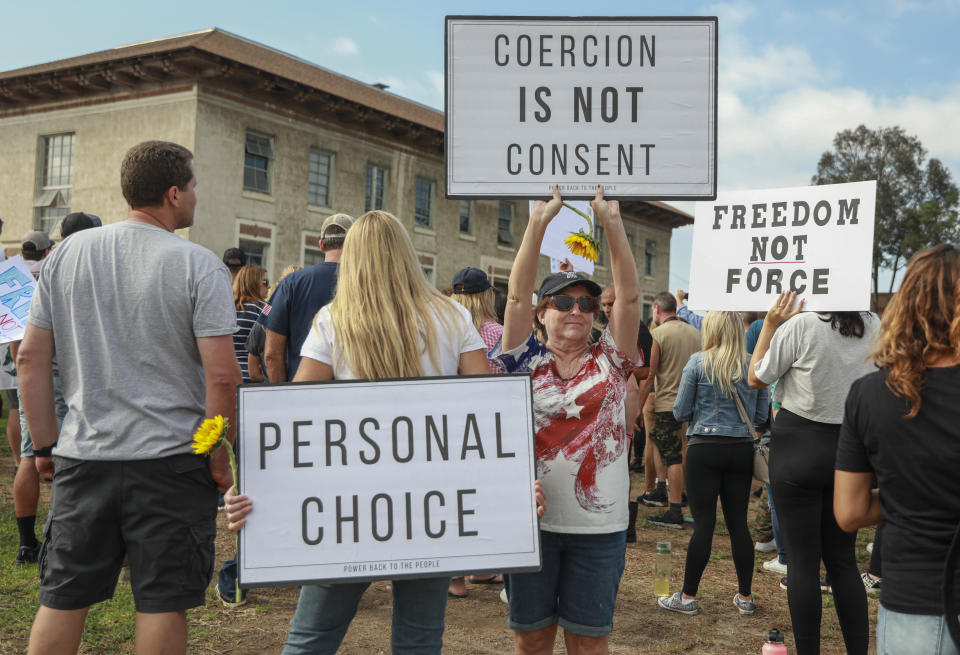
[817,312,866,338]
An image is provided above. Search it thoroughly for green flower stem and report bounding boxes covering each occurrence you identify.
[562,202,594,237]
[218,431,242,604]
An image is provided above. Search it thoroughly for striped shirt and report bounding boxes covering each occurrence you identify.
[234,301,265,382]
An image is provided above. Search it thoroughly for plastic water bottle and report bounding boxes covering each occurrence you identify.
[762,628,788,654]
[653,540,671,597]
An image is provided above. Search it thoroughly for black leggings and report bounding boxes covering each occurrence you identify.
[770,409,868,655]
[682,441,755,598]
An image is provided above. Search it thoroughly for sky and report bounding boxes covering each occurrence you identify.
[3,0,959,293]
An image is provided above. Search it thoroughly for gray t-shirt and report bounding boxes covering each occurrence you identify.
[28,221,237,459]
[753,312,879,424]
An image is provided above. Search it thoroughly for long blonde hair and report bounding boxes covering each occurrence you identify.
[451,288,498,332]
[700,311,746,397]
[327,211,460,379]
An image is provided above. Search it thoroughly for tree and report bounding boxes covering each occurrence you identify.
[812,125,959,308]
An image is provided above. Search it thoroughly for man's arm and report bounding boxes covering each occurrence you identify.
[636,338,659,412]
[16,326,57,449]
[264,329,288,384]
[197,334,242,490]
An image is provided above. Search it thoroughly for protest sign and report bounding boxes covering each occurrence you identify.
[445,16,717,199]
[0,257,37,345]
[237,375,540,587]
[687,181,877,312]
[534,200,595,274]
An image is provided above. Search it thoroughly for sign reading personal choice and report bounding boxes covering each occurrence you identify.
[445,16,717,199]
[687,181,877,312]
[0,257,37,345]
[237,375,540,587]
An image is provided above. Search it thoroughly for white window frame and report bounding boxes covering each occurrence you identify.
[301,230,324,267]
[307,148,334,208]
[34,132,75,234]
[244,129,274,195]
[365,163,388,211]
[417,251,437,286]
[235,219,275,273]
[414,177,434,228]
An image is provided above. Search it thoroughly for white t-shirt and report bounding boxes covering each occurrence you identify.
[754,312,879,424]
[300,301,485,378]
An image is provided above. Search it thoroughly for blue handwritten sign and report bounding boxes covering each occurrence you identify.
[0,256,37,345]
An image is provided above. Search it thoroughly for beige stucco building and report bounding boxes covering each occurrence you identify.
[0,29,691,320]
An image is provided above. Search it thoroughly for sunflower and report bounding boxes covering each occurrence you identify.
[564,230,600,263]
[192,415,228,454]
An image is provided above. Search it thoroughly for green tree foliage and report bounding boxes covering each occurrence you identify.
[812,125,959,307]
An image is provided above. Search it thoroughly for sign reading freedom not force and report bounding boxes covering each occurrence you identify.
[687,181,877,312]
[445,16,717,199]
[237,376,540,587]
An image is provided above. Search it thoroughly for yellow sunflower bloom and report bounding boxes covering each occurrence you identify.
[564,230,600,263]
[192,415,227,454]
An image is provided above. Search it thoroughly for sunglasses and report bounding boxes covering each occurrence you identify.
[548,294,599,312]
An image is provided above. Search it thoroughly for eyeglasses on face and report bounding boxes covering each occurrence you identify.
[547,294,599,312]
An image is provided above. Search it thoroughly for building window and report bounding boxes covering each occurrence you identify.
[459,200,472,234]
[414,178,433,228]
[365,164,387,211]
[244,130,274,194]
[645,239,657,276]
[418,252,436,286]
[642,302,653,324]
[497,202,514,246]
[303,247,324,267]
[239,239,267,268]
[308,149,333,207]
[34,133,75,233]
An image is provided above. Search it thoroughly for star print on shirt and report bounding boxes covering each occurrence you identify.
[561,398,583,419]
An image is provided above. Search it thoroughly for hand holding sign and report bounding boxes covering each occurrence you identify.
[530,185,563,228]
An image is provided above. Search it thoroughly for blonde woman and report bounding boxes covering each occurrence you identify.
[658,311,769,617]
[225,211,544,654]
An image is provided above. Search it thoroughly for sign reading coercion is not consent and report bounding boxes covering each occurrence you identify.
[687,181,877,312]
[237,375,540,587]
[445,16,717,199]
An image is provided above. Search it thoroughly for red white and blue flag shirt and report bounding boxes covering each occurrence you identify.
[492,329,634,533]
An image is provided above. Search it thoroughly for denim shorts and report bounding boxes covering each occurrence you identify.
[877,605,960,655]
[505,530,626,637]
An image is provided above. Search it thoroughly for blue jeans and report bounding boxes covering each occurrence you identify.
[18,375,68,457]
[877,605,960,655]
[766,483,787,564]
[282,577,449,654]
[216,555,245,602]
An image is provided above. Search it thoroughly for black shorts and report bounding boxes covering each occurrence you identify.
[38,453,218,613]
[6,388,18,410]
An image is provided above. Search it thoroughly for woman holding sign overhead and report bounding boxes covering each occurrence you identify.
[492,185,639,654]
[224,210,545,654]
[748,295,878,655]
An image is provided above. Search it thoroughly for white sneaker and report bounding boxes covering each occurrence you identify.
[499,587,508,604]
[866,542,874,554]
[754,539,777,553]
[762,557,788,575]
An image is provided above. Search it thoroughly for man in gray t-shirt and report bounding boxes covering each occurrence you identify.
[18,141,241,653]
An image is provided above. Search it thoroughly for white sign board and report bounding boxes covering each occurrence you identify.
[445,16,717,199]
[688,181,877,312]
[533,200,595,274]
[237,375,540,587]
[0,257,37,345]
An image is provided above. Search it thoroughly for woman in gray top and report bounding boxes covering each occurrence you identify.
[748,291,878,655]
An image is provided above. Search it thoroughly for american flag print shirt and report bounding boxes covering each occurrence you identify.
[492,329,635,533]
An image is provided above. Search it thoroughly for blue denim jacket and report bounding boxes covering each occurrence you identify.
[672,352,770,438]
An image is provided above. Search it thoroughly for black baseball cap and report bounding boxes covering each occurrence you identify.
[537,271,602,301]
[223,247,246,267]
[451,267,491,294]
[60,212,102,238]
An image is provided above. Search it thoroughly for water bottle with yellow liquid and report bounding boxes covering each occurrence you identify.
[654,540,671,597]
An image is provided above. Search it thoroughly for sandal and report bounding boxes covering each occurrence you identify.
[468,574,503,584]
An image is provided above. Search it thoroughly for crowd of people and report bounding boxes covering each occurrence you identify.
[8,141,960,655]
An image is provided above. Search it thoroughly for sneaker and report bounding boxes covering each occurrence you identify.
[820,576,832,594]
[648,508,684,529]
[499,587,509,604]
[218,587,248,608]
[779,576,788,590]
[639,488,668,507]
[14,543,41,566]
[754,539,777,553]
[762,557,787,575]
[866,541,874,554]
[733,593,756,615]
[658,591,700,616]
[861,572,881,596]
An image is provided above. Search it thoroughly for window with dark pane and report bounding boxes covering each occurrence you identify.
[459,200,472,234]
[365,164,387,211]
[414,178,433,228]
[308,149,332,206]
[497,201,514,245]
[645,239,656,276]
[244,130,273,194]
[35,133,75,233]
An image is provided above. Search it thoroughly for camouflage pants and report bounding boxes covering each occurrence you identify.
[650,411,684,466]
[752,486,774,542]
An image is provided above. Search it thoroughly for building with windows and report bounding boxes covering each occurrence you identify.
[0,29,691,314]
